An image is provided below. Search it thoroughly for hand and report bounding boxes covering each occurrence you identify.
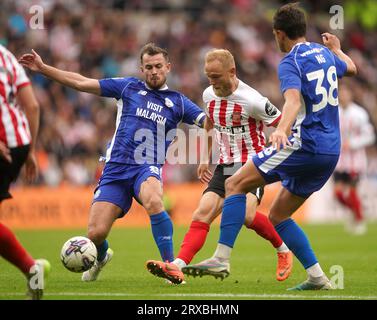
[269,128,291,152]
[197,163,213,184]
[0,141,11,163]
[19,49,44,72]
[321,32,341,52]
[24,151,39,183]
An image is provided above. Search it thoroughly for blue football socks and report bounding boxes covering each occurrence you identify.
[96,239,109,262]
[150,211,174,262]
[275,218,318,269]
[219,194,247,248]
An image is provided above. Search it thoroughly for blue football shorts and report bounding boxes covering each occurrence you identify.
[252,145,339,198]
[92,162,162,217]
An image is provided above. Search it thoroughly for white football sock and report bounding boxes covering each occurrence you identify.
[276,242,290,253]
[213,243,232,263]
[306,262,324,278]
[173,258,186,270]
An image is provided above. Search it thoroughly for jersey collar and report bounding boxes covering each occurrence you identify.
[145,83,169,91]
[289,41,311,53]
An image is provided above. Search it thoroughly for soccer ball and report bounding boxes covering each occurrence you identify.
[60,236,98,273]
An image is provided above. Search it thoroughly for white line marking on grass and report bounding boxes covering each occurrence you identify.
[1,292,377,299]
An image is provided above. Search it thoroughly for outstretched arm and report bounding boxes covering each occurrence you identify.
[19,49,101,95]
[322,32,357,76]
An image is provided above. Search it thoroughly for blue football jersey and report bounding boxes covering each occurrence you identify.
[99,77,205,164]
[278,42,347,155]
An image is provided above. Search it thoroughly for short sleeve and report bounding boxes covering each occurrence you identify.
[99,77,134,99]
[9,53,30,90]
[202,88,211,117]
[246,92,282,127]
[278,59,302,93]
[182,95,205,128]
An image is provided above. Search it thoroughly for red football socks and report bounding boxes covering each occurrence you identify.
[335,189,348,206]
[177,221,210,264]
[0,223,35,274]
[335,189,363,221]
[347,189,363,221]
[246,211,283,248]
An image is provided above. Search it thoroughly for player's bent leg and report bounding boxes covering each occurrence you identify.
[82,201,120,282]
[139,177,165,215]
[178,192,223,264]
[270,188,331,290]
[243,196,293,281]
[186,161,267,281]
[139,177,175,263]
[224,160,266,196]
[179,193,224,278]
[0,222,35,274]
[217,161,265,263]
[87,201,121,246]
[147,193,223,283]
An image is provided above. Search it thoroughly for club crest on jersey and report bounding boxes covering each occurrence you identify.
[231,112,242,123]
[265,101,278,116]
[165,97,174,108]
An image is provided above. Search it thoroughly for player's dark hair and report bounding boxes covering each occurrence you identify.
[273,2,306,40]
[140,43,169,63]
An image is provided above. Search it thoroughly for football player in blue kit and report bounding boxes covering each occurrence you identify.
[19,43,205,281]
[187,3,357,290]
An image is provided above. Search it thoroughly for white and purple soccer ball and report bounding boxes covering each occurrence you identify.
[60,236,98,273]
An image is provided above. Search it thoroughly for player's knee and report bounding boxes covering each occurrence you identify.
[143,195,164,215]
[87,226,107,245]
[224,175,240,194]
[268,211,282,226]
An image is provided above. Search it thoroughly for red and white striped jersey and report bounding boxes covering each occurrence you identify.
[336,102,375,174]
[203,79,281,164]
[0,44,31,148]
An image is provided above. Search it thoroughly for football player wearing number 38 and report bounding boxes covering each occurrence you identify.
[190,3,357,290]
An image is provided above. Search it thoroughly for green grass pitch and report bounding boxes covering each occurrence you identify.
[1,223,377,300]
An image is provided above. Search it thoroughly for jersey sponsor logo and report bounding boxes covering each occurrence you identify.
[265,101,278,116]
[164,97,174,108]
[300,47,324,57]
[136,107,167,125]
[231,112,242,123]
[147,101,163,112]
[214,124,246,134]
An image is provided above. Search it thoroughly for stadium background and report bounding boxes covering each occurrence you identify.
[1,0,377,226]
[1,0,377,302]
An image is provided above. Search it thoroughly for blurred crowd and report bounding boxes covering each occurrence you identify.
[2,0,377,186]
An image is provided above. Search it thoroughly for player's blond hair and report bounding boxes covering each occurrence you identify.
[205,49,235,70]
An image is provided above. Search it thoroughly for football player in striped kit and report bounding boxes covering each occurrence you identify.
[0,44,50,299]
[333,83,376,235]
[146,49,293,284]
